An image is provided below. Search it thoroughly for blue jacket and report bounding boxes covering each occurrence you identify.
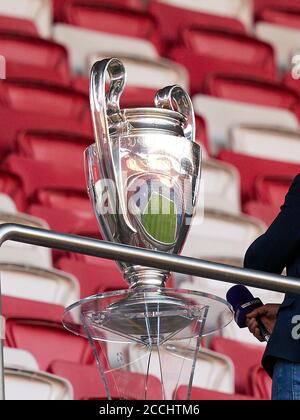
[244,174,300,377]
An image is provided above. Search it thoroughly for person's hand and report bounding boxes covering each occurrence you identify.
[246,304,280,342]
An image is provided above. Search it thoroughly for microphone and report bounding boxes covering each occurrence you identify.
[226,285,270,342]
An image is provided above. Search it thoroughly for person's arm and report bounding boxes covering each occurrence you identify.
[244,174,300,275]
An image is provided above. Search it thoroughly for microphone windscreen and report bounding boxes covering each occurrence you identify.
[226,285,254,312]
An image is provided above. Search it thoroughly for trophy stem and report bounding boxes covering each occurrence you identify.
[123,266,170,289]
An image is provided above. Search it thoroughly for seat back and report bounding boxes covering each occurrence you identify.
[248,365,272,400]
[17,131,92,171]
[5,367,73,400]
[201,158,241,214]
[230,126,300,165]
[53,23,158,73]
[0,263,80,306]
[256,22,300,69]
[254,175,293,208]
[152,0,252,29]
[205,74,299,110]
[193,95,299,153]
[0,0,52,37]
[0,15,38,35]
[2,35,70,85]
[182,210,265,259]
[259,5,300,30]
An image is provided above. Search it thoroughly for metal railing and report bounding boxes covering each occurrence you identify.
[1,223,300,400]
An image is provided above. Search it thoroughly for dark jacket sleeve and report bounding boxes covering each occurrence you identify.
[244,174,300,275]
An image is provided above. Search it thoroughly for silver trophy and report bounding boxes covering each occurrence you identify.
[63,58,232,400]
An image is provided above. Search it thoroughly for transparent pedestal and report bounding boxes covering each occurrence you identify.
[63,287,233,400]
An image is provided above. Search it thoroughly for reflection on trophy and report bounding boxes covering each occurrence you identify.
[63,58,232,400]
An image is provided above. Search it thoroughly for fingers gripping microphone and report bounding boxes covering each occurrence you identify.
[226,285,270,342]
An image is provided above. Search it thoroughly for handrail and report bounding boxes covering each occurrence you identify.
[0,223,300,400]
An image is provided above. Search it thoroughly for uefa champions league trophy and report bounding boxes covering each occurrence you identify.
[63,58,232,400]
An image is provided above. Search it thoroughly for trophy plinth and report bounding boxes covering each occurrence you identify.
[62,58,233,400]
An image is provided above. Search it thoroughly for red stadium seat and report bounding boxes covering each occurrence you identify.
[243,201,279,227]
[17,131,92,171]
[0,169,25,211]
[63,3,162,52]
[258,5,300,30]
[248,365,272,400]
[3,296,105,371]
[254,0,300,15]
[205,74,300,113]
[254,175,293,209]
[149,1,246,48]
[0,80,92,153]
[53,0,145,21]
[56,257,127,298]
[282,72,300,98]
[210,337,265,395]
[4,155,86,199]
[174,386,258,400]
[0,15,38,35]
[0,33,71,85]
[218,150,300,204]
[169,28,276,94]
[49,361,163,400]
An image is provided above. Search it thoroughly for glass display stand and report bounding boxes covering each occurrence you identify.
[63,287,233,400]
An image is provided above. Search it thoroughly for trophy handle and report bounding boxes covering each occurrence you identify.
[90,58,136,234]
[154,85,195,142]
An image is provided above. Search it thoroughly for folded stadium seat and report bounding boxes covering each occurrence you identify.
[4,155,86,200]
[149,1,246,50]
[174,386,258,400]
[0,169,26,211]
[0,80,92,154]
[150,0,252,32]
[218,150,300,204]
[243,201,279,227]
[169,28,276,94]
[182,210,265,260]
[210,336,265,395]
[247,365,272,400]
[0,0,52,38]
[2,295,107,371]
[230,126,300,165]
[253,0,300,16]
[258,5,300,31]
[53,24,158,74]
[0,33,71,85]
[256,21,300,70]
[201,158,241,214]
[17,130,92,171]
[254,175,293,209]
[49,361,162,400]
[0,212,52,267]
[4,347,39,370]
[5,367,73,400]
[53,0,145,22]
[0,15,38,35]
[0,263,80,306]
[129,345,235,398]
[205,75,300,118]
[192,96,299,154]
[0,193,16,213]
[63,2,163,53]
[56,257,127,298]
